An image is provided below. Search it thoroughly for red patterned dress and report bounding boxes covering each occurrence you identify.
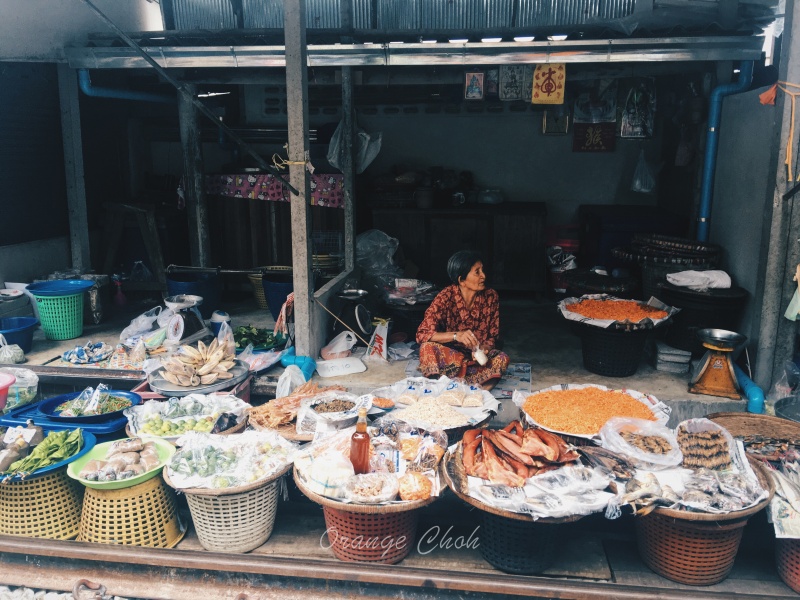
[416,285,510,385]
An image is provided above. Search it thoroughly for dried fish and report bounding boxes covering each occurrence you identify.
[578,446,635,481]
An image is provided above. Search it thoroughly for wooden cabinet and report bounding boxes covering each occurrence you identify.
[371,203,546,291]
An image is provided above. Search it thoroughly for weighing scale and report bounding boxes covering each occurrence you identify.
[332,289,373,344]
[164,295,208,343]
[689,328,746,400]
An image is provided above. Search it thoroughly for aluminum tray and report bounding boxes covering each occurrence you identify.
[146,359,249,397]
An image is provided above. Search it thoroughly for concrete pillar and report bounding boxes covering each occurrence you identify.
[341,67,356,272]
[755,1,800,389]
[284,0,316,356]
[177,83,210,267]
[57,64,90,272]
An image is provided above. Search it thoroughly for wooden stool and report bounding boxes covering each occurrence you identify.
[102,202,167,291]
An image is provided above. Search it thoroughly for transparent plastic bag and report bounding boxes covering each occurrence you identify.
[320,331,357,360]
[631,149,656,193]
[766,360,800,416]
[215,320,237,359]
[327,119,383,174]
[276,365,306,399]
[343,473,399,504]
[675,418,738,471]
[120,306,161,342]
[130,260,154,282]
[599,417,682,468]
[0,335,24,364]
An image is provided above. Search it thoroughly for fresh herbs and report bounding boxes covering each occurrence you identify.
[3,429,83,479]
[233,326,284,350]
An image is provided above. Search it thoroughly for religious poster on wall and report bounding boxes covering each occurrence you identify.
[485,68,499,97]
[464,72,484,100]
[619,78,657,138]
[499,65,525,100]
[532,63,566,104]
[572,79,618,152]
[523,65,534,102]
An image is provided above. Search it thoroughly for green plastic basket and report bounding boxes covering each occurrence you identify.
[33,293,84,340]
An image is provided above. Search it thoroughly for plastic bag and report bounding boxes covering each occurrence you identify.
[130,260,154,282]
[599,417,682,469]
[0,335,24,364]
[355,230,401,276]
[675,418,737,471]
[295,391,365,435]
[276,365,306,399]
[239,345,286,373]
[343,473,399,504]
[0,367,38,412]
[216,321,237,361]
[327,119,383,174]
[320,331,357,360]
[631,149,656,193]
[120,306,162,342]
[766,360,800,416]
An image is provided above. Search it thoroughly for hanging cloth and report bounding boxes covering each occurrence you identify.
[760,81,800,181]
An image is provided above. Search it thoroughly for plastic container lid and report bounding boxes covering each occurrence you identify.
[27,280,95,297]
[0,373,16,390]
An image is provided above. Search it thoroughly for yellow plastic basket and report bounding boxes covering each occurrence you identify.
[78,475,185,548]
[247,273,268,310]
[0,468,84,539]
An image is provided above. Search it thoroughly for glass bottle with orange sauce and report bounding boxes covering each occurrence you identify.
[349,407,371,475]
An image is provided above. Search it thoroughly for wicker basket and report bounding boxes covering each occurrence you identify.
[79,475,185,548]
[634,456,774,586]
[0,468,84,539]
[439,447,581,574]
[575,322,650,377]
[247,273,269,310]
[163,464,290,553]
[293,467,435,564]
[776,539,800,594]
[707,412,800,440]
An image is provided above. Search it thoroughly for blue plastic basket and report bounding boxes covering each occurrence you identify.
[166,272,220,319]
[0,317,38,353]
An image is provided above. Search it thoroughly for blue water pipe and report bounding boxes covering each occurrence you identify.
[78,69,175,104]
[733,363,765,414]
[696,61,754,241]
[280,347,317,381]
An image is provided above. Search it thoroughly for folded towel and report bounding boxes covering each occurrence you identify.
[666,270,731,291]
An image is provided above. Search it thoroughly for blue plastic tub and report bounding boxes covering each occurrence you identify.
[166,272,220,319]
[262,270,293,321]
[0,317,39,353]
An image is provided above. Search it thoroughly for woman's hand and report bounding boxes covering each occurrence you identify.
[455,330,479,349]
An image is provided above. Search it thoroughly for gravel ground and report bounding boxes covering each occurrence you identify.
[0,586,142,600]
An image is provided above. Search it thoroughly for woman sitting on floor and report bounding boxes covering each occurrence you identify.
[416,250,510,390]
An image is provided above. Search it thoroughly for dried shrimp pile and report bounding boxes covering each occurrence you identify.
[566,299,667,322]
[523,388,656,435]
[250,382,347,429]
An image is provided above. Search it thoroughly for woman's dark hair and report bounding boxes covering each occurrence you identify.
[447,250,484,284]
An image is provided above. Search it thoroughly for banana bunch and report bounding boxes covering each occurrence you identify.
[161,339,237,387]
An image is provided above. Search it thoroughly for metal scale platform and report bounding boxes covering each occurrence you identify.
[689,328,746,400]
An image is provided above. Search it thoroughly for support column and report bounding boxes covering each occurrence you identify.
[755,3,800,388]
[285,0,316,356]
[341,67,356,272]
[57,64,90,272]
[177,84,210,267]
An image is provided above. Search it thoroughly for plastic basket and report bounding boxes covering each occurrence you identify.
[576,323,649,377]
[31,293,84,341]
[322,506,419,564]
[78,475,185,548]
[0,317,39,353]
[479,512,565,574]
[247,273,269,310]
[0,467,83,539]
[776,539,800,594]
[635,512,747,585]
[179,476,281,553]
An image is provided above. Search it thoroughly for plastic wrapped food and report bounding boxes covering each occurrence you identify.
[110,451,141,466]
[676,418,735,471]
[462,391,484,408]
[438,389,466,407]
[600,417,682,469]
[343,473,399,504]
[307,451,355,499]
[79,459,108,481]
[399,437,422,461]
[398,472,433,501]
[475,484,527,510]
[406,436,446,473]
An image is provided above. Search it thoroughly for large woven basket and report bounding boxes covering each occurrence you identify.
[776,539,800,594]
[163,464,290,553]
[634,456,774,586]
[0,468,84,539]
[440,446,581,574]
[79,475,185,548]
[247,273,268,310]
[293,466,435,564]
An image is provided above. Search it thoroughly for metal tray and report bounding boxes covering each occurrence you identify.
[147,359,249,397]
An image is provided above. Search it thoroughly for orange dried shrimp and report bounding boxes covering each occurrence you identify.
[522,388,656,435]
[566,299,667,322]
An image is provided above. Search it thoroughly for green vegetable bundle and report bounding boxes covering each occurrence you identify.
[233,326,284,350]
[3,429,83,479]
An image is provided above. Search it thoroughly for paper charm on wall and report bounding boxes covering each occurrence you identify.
[499,65,525,101]
[532,64,566,104]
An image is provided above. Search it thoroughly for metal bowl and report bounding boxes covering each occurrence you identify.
[164,294,203,311]
[337,288,368,301]
[696,328,746,349]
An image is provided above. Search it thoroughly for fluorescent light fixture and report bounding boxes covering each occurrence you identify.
[548,35,568,41]
[514,36,534,42]
[421,39,437,44]
[449,38,469,44]
[733,68,741,73]
[198,91,231,98]
[481,37,502,43]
